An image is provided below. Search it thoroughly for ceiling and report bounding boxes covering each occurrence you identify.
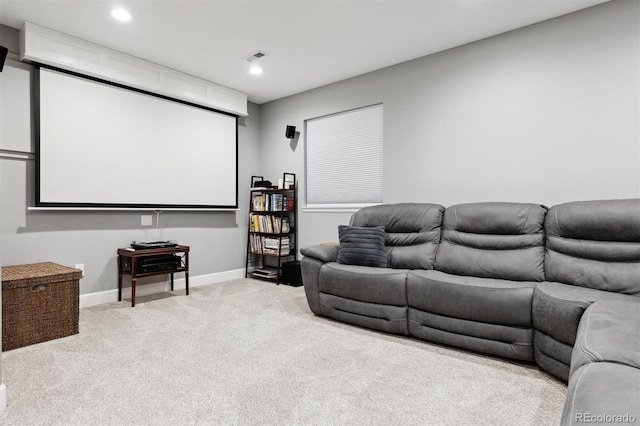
[0,0,610,104]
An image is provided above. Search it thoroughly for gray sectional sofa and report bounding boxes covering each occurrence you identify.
[300,199,640,425]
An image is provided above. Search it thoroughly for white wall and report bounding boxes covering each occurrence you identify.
[0,25,263,297]
[259,0,640,249]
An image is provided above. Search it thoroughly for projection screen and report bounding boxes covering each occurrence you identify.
[36,66,238,209]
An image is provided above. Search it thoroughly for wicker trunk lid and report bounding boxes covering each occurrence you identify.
[2,262,81,350]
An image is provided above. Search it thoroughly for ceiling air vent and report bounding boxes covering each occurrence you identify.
[244,50,268,62]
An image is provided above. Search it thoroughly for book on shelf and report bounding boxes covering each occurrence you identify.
[252,267,279,279]
[270,193,284,211]
[251,193,296,212]
[262,236,291,255]
[249,235,293,256]
[249,214,290,234]
[249,234,263,254]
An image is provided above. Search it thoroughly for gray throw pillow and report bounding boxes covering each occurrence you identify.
[337,225,388,268]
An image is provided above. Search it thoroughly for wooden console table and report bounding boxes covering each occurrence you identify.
[117,245,189,307]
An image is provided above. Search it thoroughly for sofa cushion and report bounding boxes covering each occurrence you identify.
[336,225,388,268]
[350,203,444,270]
[407,270,536,327]
[409,308,534,361]
[319,262,408,307]
[532,281,633,347]
[435,202,547,281]
[545,199,640,295]
[319,293,408,335]
[561,363,640,426]
[533,331,573,381]
[571,300,640,376]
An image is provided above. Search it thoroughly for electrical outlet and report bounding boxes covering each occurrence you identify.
[141,215,153,226]
[75,263,85,277]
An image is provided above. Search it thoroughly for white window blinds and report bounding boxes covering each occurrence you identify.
[305,104,383,206]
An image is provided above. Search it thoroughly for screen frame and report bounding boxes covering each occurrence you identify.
[34,64,239,210]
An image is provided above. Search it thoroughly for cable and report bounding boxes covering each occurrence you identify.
[155,210,162,241]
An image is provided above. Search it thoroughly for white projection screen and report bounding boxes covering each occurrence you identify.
[36,67,238,209]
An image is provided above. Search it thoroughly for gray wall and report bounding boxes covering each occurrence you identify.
[2,1,637,296]
[0,25,263,297]
[259,0,640,249]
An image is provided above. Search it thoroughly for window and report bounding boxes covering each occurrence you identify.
[305,104,383,208]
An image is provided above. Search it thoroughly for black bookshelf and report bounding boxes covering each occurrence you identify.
[245,173,298,285]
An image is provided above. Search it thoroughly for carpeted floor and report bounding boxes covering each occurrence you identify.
[0,278,566,425]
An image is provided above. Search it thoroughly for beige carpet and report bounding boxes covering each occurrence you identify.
[0,278,565,425]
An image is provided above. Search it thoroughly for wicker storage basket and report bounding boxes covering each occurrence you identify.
[2,262,81,350]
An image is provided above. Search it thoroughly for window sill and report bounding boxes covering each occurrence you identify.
[302,204,380,213]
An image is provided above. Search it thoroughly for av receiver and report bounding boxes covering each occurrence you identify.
[136,254,182,274]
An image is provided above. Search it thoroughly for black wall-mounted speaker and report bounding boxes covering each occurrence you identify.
[285,125,296,139]
[0,46,8,72]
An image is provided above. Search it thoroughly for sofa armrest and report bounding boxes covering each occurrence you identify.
[301,245,338,263]
[300,245,337,316]
[571,299,640,376]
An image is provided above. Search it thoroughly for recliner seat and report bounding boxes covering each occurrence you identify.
[301,203,444,335]
[533,199,640,380]
[318,262,411,334]
[407,202,547,361]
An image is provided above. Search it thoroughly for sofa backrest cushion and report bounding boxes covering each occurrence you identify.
[435,202,547,281]
[349,203,444,270]
[545,199,640,295]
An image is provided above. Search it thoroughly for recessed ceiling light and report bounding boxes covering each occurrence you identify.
[111,8,132,22]
[249,65,263,75]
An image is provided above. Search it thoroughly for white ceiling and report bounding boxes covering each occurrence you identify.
[0,0,610,104]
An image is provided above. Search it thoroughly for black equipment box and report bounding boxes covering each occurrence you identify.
[281,260,302,287]
[137,255,182,274]
[131,241,177,250]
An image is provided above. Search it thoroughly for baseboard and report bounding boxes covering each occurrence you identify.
[79,269,245,308]
[0,383,6,412]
